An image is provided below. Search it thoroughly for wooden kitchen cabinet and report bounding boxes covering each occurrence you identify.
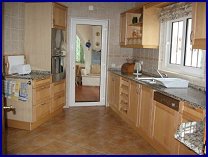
[6,76,64,130]
[119,77,130,115]
[108,72,120,110]
[24,2,68,71]
[191,2,206,50]
[137,85,154,138]
[177,102,205,155]
[53,3,67,30]
[127,81,141,125]
[119,5,160,48]
[32,77,51,125]
[6,77,52,130]
[180,102,205,122]
[51,79,66,113]
[152,92,180,154]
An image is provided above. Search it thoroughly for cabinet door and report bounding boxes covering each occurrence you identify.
[138,85,153,137]
[24,3,52,71]
[51,80,66,112]
[152,101,179,154]
[108,72,120,110]
[53,3,67,30]
[120,13,127,46]
[108,72,114,107]
[114,75,120,109]
[192,2,206,50]
[35,99,51,121]
[128,81,140,125]
[142,6,160,48]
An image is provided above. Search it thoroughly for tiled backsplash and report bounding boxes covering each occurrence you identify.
[65,2,135,69]
[3,2,25,55]
[133,48,159,76]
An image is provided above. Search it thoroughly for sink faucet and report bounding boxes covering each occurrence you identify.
[153,68,168,78]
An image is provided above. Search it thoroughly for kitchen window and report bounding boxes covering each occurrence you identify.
[160,16,205,78]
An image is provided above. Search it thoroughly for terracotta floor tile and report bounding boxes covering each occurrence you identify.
[6,107,158,155]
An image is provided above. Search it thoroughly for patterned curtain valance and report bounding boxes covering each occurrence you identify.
[160,2,192,23]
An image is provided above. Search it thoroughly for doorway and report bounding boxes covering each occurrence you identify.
[69,18,108,106]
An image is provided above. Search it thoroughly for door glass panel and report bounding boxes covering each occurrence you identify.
[75,24,102,102]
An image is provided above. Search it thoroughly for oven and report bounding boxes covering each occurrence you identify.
[51,28,66,82]
[51,56,65,82]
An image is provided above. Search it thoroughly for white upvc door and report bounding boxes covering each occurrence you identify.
[68,18,108,107]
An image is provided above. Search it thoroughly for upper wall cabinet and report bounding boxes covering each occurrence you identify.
[119,5,161,49]
[53,3,68,30]
[24,3,68,71]
[191,2,206,50]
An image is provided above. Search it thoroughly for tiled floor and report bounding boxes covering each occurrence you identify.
[7,106,158,155]
[75,85,100,102]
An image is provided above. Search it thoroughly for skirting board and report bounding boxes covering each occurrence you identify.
[7,108,64,131]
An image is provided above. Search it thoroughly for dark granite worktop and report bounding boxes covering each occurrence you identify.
[109,70,206,110]
[175,121,205,155]
[5,70,51,80]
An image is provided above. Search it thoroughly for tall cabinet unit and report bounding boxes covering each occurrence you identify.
[119,5,160,48]
[24,3,52,71]
[24,2,68,109]
[191,2,206,50]
[24,2,68,71]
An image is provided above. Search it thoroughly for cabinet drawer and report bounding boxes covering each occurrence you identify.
[52,91,65,112]
[52,80,65,95]
[182,103,205,121]
[33,99,51,121]
[33,83,51,105]
[32,77,51,88]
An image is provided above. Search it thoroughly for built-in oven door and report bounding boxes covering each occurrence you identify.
[51,56,65,82]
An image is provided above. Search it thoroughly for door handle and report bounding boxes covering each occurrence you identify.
[3,105,16,114]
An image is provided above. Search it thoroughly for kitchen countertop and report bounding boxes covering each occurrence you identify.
[175,121,205,155]
[5,70,51,80]
[109,70,206,109]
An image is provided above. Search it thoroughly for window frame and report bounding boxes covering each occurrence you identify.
[162,16,205,78]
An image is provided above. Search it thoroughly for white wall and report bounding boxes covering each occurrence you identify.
[77,25,92,74]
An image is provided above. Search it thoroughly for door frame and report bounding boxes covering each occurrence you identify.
[68,18,108,107]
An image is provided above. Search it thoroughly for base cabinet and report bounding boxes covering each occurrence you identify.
[127,81,141,125]
[108,72,120,110]
[177,102,205,155]
[7,77,66,130]
[137,85,154,138]
[51,80,66,113]
[108,72,205,155]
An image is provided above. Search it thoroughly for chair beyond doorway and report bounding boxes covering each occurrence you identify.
[75,65,82,86]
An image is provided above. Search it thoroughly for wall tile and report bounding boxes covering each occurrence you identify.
[68,2,135,68]
[3,2,25,55]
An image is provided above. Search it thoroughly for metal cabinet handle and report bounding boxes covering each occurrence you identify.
[190,31,193,44]
[171,103,176,107]
[3,105,15,110]
[3,105,16,114]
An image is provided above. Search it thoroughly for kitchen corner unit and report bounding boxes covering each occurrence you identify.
[119,4,160,49]
[6,73,66,131]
